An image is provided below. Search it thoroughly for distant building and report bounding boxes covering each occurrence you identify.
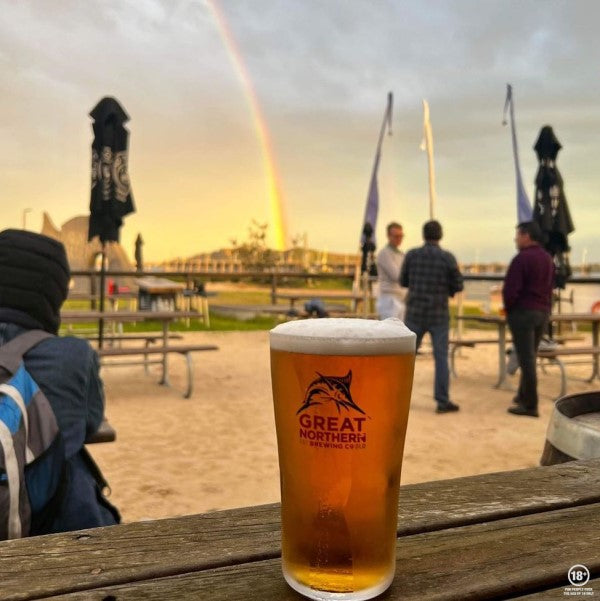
[41,212,135,294]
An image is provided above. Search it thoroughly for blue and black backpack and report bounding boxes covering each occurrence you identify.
[0,330,67,539]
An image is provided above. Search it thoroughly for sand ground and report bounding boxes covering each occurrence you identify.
[88,328,597,523]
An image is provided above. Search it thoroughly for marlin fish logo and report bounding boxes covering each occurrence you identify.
[296,370,366,415]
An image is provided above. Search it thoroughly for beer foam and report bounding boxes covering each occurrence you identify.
[270,318,416,355]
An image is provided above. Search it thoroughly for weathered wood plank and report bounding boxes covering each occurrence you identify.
[32,503,600,600]
[79,333,184,342]
[397,457,600,535]
[515,577,600,598]
[2,460,600,600]
[0,506,282,601]
[96,344,218,357]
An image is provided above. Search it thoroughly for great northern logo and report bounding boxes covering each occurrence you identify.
[297,370,366,415]
[296,371,368,450]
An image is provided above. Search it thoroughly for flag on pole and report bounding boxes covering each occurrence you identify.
[360,92,393,249]
[503,84,532,223]
[420,99,436,220]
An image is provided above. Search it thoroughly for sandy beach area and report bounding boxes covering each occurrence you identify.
[89,328,597,523]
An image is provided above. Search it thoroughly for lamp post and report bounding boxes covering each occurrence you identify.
[22,208,32,230]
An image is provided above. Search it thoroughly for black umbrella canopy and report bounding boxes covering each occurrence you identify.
[88,97,136,243]
[532,125,575,288]
[360,222,377,276]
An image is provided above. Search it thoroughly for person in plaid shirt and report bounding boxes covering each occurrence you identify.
[400,220,464,413]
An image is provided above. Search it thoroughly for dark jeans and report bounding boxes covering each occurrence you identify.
[405,319,450,406]
[507,309,549,410]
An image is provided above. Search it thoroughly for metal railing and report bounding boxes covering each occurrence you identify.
[68,269,600,320]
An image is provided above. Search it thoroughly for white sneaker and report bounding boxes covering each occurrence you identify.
[506,347,519,375]
[538,337,558,351]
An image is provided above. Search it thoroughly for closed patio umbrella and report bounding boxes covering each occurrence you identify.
[532,125,574,289]
[88,97,136,346]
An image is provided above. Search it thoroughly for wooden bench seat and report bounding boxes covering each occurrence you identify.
[97,344,219,398]
[537,345,600,359]
[537,346,600,397]
[275,292,364,312]
[211,303,350,320]
[450,337,502,348]
[449,338,506,377]
[450,335,586,379]
[81,333,184,346]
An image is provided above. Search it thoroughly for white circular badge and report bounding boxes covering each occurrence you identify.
[568,564,590,587]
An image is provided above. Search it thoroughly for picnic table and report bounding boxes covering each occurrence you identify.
[456,313,600,394]
[455,314,510,387]
[275,291,365,313]
[1,458,599,599]
[550,312,600,380]
[61,310,218,398]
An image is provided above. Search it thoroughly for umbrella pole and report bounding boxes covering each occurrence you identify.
[99,241,106,349]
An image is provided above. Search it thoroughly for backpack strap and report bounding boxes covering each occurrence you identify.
[0,330,55,467]
[0,420,23,538]
[0,330,54,375]
[0,329,63,539]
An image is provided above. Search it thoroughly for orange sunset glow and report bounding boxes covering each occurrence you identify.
[1,1,599,264]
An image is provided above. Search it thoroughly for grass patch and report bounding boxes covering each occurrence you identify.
[60,311,280,335]
[211,290,272,305]
[122,312,279,332]
[275,277,353,290]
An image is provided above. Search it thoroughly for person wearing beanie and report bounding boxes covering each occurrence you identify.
[0,229,119,532]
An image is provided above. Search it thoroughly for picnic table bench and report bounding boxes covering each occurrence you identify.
[449,334,583,381]
[1,457,600,599]
[79,332,184,345]
[274,291,365,312]
[210,302,353,321]
[448,337,508,377]
[61,311,218,398]
[455,313,593,395]
[97,343,218,398]
[537,345,600,397]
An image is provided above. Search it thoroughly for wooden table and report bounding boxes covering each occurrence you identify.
[2,458,600,599]
[456,314,509,387]
[275,291,364,313]
[135,276,184,312]
[61,311,217,397]
[61,310,201,343]
[457,312,600,390]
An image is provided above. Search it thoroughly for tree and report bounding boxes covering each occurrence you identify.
[230,220,278,271]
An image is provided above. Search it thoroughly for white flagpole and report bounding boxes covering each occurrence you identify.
[421,99,436,220]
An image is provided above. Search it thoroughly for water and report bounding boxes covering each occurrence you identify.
[462,280,600,314]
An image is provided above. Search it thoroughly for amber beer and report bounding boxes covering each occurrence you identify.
[270,318,416,600]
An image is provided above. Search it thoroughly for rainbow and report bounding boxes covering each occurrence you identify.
[206,0,289,251]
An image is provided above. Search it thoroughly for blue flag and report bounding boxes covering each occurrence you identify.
[503,84,532,223]
[361,92,393,247]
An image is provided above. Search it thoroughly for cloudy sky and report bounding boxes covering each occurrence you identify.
[1,0,599,264]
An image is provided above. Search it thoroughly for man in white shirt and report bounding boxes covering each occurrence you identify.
[376,222,406,320]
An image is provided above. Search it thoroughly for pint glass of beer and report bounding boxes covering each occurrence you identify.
[270,318,416,600]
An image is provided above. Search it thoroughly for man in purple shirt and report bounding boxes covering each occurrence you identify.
[503,221,554,417]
